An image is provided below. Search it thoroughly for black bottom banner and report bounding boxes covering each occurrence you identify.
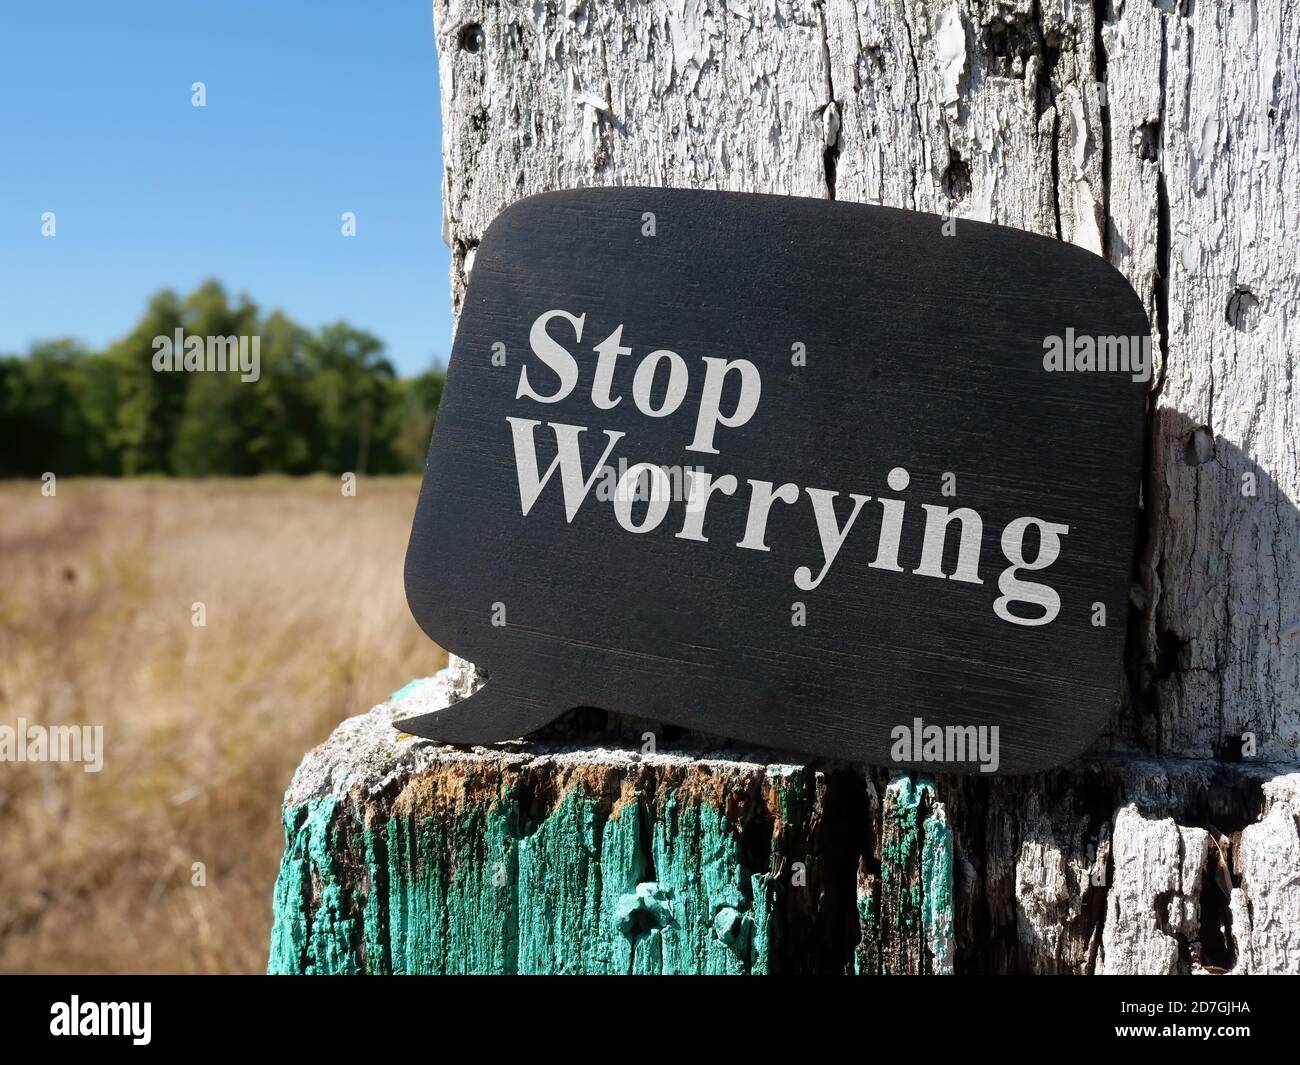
[0,973,1284,1050]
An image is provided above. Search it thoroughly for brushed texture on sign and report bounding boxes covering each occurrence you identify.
[401,188,1149,773]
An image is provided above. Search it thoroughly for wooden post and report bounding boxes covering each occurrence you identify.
[268,0,1300,974]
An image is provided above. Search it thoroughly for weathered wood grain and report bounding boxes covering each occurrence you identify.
[266,0,1300,976]
[269,672,1300,973]
[270,672,887,974]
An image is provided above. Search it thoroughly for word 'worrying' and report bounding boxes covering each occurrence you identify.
[507,308,1072,627]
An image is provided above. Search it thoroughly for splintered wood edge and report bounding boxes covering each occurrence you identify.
[284,669,808,816]
[286,670,1300,819]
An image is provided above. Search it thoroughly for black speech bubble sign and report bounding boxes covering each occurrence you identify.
[400,189,1148,774]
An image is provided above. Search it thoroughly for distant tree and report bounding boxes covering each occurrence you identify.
[391,364,446,473]
[103,287,187,475]
[302,322,398,474]
[0,282,445,478]
[168,282,262,475]
[0,339,98,475]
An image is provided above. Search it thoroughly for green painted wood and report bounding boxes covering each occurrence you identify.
[270,784,778,974]
[268,676,955,975]
[853,776,954,975]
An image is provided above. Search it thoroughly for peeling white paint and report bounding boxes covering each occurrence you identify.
[935,7,966,118]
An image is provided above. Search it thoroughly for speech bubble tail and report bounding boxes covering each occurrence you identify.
[394,680,561,746]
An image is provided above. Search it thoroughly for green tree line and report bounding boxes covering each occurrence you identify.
[0,280,444,477]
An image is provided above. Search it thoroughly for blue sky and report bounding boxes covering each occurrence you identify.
[0,0,452,377]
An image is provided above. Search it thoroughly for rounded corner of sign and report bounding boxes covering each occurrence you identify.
[401,550,437,635]
[480,195,544,247]
[485,189,586,238]
[1036,726,1112,776]
[1081,251,1152,325]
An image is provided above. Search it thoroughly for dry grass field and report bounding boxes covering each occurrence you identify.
[0,477,443,973]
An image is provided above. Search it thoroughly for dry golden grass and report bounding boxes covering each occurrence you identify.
[0,477,443,973]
